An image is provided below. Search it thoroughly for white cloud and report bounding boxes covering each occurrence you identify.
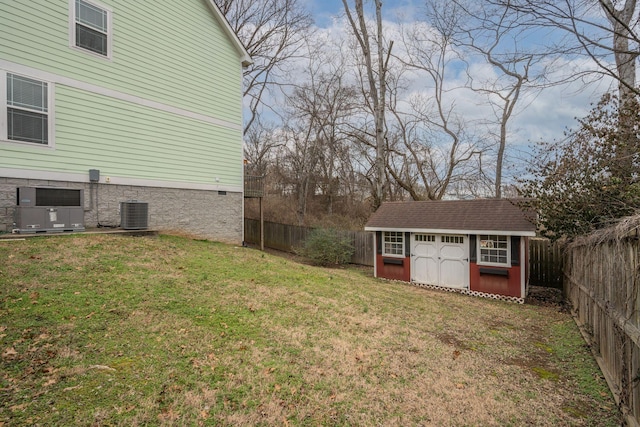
[247,2,615,189]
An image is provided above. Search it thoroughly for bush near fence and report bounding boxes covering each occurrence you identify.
[244,218,374,266]
[564,215,640,427]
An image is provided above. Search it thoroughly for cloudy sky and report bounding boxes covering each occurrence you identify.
[301,0,614,152]
[309,0,420,26]
[243,0,619,189]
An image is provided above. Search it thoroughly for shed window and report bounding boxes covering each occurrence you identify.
[3,72,53,146]
[478,235,509,266]
[415,234,435,242]
[442,235,464,244]
[72,0,112,58]
[383,232,404,256]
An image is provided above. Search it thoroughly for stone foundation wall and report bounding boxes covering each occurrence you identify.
[0,177,243,243]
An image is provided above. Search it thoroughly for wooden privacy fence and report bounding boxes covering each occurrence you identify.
[564,218,640,427]
[529,238,563,289]
[244,218,374,266]
[244,219,565,284]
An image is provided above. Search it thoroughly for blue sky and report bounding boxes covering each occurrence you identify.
[293,0,613,178]
[309,0,416,27]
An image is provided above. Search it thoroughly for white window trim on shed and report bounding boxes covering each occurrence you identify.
[382,231,405,257]
[477,234,511,267]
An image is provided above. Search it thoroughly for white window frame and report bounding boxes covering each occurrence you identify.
[478,234,510,267]
[441,235,464,244]
[414,234,435,243]
[383,231,405,257]
[0,70,55,148]
[69,0,113,60]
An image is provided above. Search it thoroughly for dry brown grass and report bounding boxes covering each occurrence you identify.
[0,234,619,426]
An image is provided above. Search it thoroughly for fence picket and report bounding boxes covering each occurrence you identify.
[564,230,640,427]
[528,238,563,289]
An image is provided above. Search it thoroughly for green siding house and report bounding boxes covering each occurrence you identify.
[0,0,251,242]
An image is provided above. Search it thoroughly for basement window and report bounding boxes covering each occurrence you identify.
[71,0,112,58]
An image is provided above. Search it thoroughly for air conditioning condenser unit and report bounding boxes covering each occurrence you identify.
[120,201,148,230]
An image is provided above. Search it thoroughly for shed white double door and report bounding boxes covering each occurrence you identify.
[411,233,469,289]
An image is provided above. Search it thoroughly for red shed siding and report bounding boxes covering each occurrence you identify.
[469,264,522,298]
[375,254,411,282]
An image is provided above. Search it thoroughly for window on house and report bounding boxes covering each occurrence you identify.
[415,234,435,242]
[383,232,404,256]
[73,0,111,57]
[5,73,50,145]
[479,235,509,266]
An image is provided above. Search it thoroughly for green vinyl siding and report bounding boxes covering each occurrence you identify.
[0,0,242,124]
[0,85,242,186]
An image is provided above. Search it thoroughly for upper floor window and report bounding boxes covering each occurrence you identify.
[383,232,404,257]
[72,0,112,58]
[479,235,509,266]
[3,72,53,146]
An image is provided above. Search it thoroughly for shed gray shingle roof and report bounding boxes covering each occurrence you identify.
[364,199,536,235]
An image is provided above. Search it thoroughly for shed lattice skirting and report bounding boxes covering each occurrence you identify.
[390,279,526,304]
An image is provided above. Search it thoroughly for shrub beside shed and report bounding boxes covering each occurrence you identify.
[364,199,536,302]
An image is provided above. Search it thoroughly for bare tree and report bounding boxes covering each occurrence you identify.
[341,0,393,209]
[486,0,639,193]
[283,125,322,225]
[313,79,359,216]
[386,90,488,200]
[486,0,639,98]
[243,120,283,176]
[214,0,313,133]
[275,39,361,224]
[602,0,638,101]
[433,0,547,198]
[392,17,487,200]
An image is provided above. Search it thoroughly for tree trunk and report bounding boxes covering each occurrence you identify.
[374,0,387,210]
[342,0,390,210]
[601,0,637,103]
[601,0,638,183]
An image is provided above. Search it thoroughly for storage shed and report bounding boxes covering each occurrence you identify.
[364,199,536,302]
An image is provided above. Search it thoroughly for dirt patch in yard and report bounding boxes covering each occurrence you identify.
[527,285,570,311]
[436,332,472,351]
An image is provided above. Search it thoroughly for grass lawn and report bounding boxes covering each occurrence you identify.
[0,234,620,426]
